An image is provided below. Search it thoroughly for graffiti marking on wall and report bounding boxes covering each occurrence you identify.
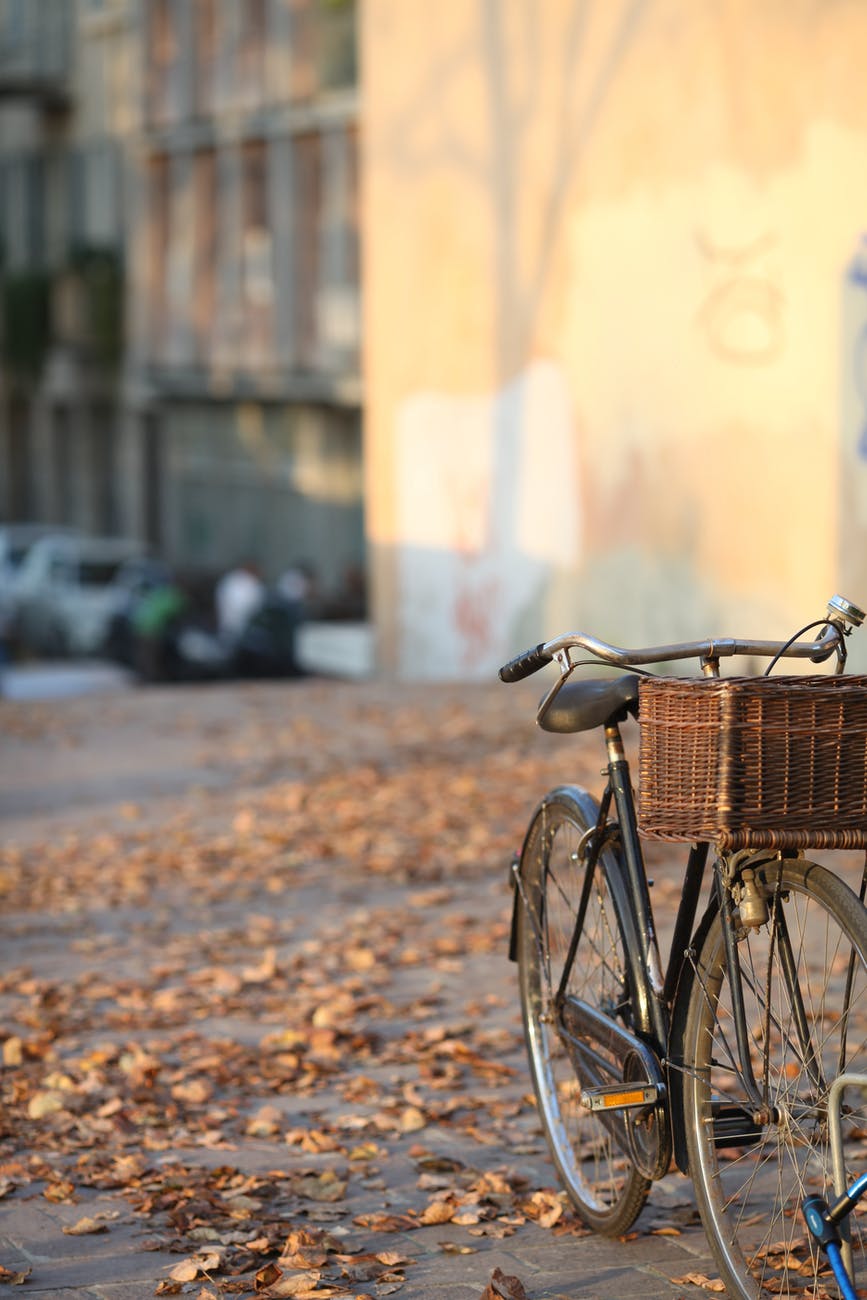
[695,230,785,365]
[395,360,580,679]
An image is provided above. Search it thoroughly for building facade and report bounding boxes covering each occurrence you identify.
[362,1,867,677]
[10,3,867,679]
[0,0,363,603]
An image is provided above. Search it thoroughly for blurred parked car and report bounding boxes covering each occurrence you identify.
[0,524,80,655]
[14,534,148,658]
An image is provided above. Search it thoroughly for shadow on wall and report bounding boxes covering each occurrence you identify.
[391,359,580,679]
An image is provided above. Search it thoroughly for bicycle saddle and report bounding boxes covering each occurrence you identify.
[538,674,640,734]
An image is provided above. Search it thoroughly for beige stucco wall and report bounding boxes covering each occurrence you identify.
[363,0,867,678]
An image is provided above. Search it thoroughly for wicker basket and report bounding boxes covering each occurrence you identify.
[637,675,867,850]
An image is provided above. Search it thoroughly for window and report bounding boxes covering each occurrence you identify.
[242,140,274,363]
[292,131,321,367]
[193,149,217,362]
[239,0,267,106]
[315,0,357,92]
[148,154,170,360]
[193,0,217,117]
[146,0,174,125]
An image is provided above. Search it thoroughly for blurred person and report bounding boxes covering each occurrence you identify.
[130,579,190,682]
[215,561,265,646]
[233,560,317,678]
[276,560,317,613]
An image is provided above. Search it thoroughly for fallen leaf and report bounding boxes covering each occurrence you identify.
[27,1090,65,1119]
[479,1269,528,1300]
[264,1271,321,1297]
[671,1274,727,1293]
[0,1266,31,1286]
[62,1217,109,1236]
[353,1213,416,1232]
[419,1201,454,1225]
[399,1106,426,1133]
[292,1171,347,1203]
[2,1037,23,1066]
[255,1261,283,1290]
[168,1252,221,1283]
[247,1104,283,1137]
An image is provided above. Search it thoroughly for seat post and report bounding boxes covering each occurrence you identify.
[605,721,668,1045]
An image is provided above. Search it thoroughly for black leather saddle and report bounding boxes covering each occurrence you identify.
[538,674,640,734]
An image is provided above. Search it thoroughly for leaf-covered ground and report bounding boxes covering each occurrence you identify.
[0,680,707,1298]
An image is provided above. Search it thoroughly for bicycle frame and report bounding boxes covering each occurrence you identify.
[549,714,845,1177]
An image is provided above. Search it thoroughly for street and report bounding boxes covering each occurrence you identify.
[0,677,721,1298]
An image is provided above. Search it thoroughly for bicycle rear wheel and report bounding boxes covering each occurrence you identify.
[682,858,867,1300]
[516,785,651,1235]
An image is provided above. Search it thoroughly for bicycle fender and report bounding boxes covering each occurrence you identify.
[508,784,608,964]
[509,785,651,1029]
[666,893,719,1175]
[508,851,520,962]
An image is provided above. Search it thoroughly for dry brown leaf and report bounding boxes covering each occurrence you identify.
[168,1260,203,1284]
[170,1078,213,1105]
[398,1106,426,1133]
[255,1261,284,1290]
[353,1212,417,1232]
[419,1200,455,1225]
[479,1268,529,1300]
[375,1252,413,1267]
[671,1274,727,1293]
[168,1252,221,1283]
[43,1179,75,1203]
[0,1266,31,1286]
[292,1171,347,1203]
[247,1104,283,1137]
[2,1037,23,1067]
[263,1271,321,1297]
[62,1216,109,1236]
[27,1090,66,1119]
[243,947,278,983]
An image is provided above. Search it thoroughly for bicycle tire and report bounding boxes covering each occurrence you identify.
[516,785,651,1235]
[682,858,867,1300]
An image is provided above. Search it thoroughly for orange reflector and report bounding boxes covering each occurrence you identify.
[602,1089,648,1108]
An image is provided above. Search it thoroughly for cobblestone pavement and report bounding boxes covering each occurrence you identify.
[3,676,853,1300]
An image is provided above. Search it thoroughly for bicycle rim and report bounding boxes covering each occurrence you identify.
[683,859,867,1300]
[517,787,650,1235]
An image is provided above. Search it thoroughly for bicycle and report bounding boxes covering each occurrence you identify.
[499,595,867,1300]
[803,1073,867,1300]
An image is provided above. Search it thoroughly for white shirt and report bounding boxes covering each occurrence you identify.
[215,569,264,641]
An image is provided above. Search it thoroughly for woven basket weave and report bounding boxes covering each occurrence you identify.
[637,675,867,850]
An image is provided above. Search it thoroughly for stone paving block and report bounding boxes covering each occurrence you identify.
[11,1247,179,1294]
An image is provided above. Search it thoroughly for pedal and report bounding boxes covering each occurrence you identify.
[580,1082,663,1112]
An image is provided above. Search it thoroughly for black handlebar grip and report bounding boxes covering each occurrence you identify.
[498,643,553,683]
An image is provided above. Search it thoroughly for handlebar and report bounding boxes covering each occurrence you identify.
[498,594,865,683]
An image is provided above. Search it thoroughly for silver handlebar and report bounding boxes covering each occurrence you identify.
[544,627,838,672]
[498,595,865,683]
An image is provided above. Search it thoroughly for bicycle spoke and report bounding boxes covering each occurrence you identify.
[683,860,867,1299]
[516,789,650,1235]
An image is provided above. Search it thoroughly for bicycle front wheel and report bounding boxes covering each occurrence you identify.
[516,785,651,1235]
[682,858,867,1300]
